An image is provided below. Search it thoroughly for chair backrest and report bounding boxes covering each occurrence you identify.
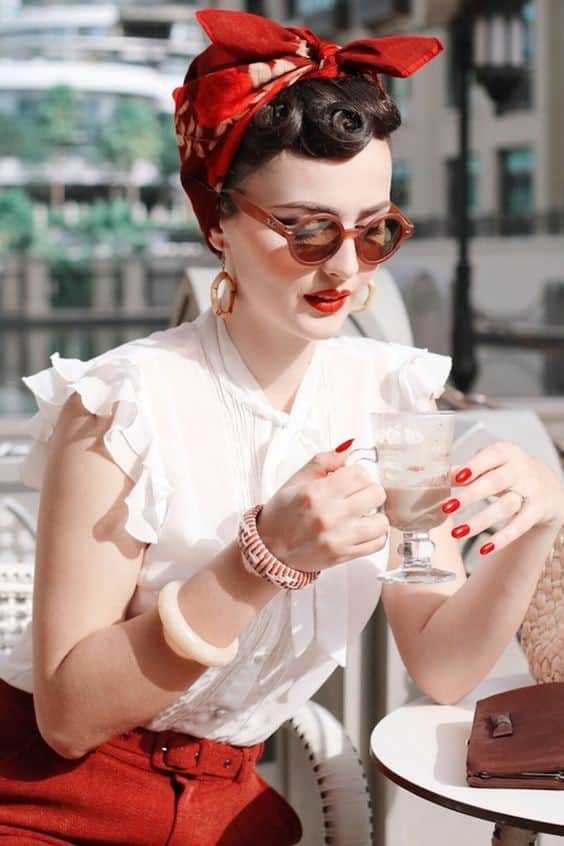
[0,497,35,654]
[453,410,563,479]
[172,265,415,345]
[345,267,414,345]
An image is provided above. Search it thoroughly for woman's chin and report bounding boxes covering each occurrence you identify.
[295,308,351,338]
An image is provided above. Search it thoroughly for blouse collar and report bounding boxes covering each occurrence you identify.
[197,307,322,427]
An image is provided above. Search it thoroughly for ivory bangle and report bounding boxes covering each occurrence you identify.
[157,580,239,667]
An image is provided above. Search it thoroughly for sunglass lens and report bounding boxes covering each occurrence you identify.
[293,218,341,263]
[360,218,403,262]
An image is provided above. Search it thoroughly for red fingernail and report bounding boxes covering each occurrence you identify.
[442,498,460,514]
[451,524,470,539]
[455,467,472,484]
[480,542,495,555]
[335,438,355,453]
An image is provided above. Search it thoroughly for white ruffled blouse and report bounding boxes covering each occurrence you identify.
[0,308,451,745]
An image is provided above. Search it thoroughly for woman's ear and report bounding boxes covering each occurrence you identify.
[208,223,226,255]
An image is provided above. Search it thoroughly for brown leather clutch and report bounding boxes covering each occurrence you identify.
[466,682,564,789]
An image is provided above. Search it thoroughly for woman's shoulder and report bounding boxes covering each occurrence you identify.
[97,319,202,368]
[20,321,202,429]
[324,332,451,370]
[18,321,206,544]
[322,333,452,410]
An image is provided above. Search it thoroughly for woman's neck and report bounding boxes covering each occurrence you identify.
[221,315,316,415]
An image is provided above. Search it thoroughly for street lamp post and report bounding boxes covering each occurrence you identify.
[451,2,476,392]
[450,0,528,392]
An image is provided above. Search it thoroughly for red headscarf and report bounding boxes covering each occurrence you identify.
[173,8,443,255]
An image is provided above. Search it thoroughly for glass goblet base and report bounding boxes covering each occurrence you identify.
[376,564,456,584]
[375,530,457,585]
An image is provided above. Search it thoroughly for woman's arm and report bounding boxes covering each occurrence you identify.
[382,517,559,704]
[32,394,278,760]
[382,392,564,704]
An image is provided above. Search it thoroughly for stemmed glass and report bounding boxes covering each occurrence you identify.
[347,411,457,584]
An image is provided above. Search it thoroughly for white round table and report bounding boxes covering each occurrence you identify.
[370,673,564,841]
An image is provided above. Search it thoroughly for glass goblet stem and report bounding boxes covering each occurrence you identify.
[397,531,436,569]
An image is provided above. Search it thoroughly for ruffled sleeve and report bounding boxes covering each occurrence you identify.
[19,350,173,545]
[384,341,452,410]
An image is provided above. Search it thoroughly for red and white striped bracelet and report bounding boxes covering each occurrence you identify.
[237,505,320,591]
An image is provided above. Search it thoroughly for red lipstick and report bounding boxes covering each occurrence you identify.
[304,288,351,314]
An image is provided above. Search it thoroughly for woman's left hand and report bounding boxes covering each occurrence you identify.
[442,441,564,555]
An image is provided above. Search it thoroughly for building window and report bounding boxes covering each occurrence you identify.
[295,0,337,35]
[285,0,297,18]
[523,1,534,63]
[446,155,479,235]
[498,147,534,235]
[297,0,335,13]
[391,161,410,211]
[383,75,411,123]
[360,0,410,26]
[498,0,534,113]
[246,0,266,14]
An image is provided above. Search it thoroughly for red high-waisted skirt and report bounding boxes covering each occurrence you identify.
[0,679,302,845]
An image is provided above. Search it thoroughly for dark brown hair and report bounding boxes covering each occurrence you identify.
[219,74,401,216]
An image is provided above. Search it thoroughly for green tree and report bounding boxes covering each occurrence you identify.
[156,111,180,206]
[78,197,149,254]
[49,255,92,308]
[0,189,34,254]
[158,113,180,177]
[0,112,38,161]
[37,85,81,206]
[101,98,162,204]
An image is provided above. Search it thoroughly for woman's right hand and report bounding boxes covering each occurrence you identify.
[257,445,389,573]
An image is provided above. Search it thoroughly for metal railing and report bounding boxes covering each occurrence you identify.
[412,209,564,239]
[474,315,564,350]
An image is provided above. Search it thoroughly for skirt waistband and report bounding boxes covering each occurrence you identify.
[100,726,265,782]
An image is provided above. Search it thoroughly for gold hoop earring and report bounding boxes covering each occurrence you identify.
[210,258,236,318]
[349,280,375,314]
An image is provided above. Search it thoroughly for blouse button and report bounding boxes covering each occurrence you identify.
[214,707,229,717]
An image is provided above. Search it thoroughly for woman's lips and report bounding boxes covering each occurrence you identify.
[308,288,351,299]
[304,291,350,313]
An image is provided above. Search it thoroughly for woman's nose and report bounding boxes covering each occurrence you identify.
[321,233,360,279]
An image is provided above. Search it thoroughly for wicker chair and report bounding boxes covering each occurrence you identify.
[0,496,35,655]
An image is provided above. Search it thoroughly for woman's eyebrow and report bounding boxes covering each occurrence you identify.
[271,201,387,217]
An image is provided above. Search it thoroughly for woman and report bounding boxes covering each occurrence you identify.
[0,9,563,845]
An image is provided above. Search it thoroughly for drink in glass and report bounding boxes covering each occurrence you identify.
[347,410,457,584]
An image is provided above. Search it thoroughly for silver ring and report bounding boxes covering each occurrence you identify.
[507,488,529,512]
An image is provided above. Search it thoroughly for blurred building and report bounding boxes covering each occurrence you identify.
[0,1,212,415]
[0,0,203,206]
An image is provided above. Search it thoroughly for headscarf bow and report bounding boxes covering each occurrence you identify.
[173,8,443,253]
